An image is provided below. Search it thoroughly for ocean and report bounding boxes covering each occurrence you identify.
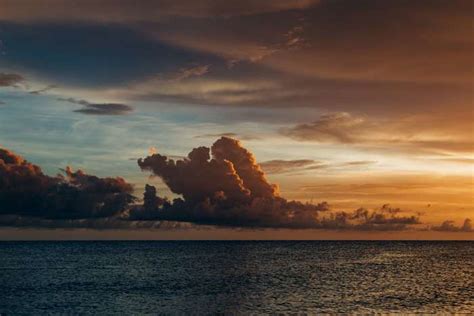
[0,241,472,314]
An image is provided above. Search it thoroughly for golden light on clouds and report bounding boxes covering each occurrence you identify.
[0,0,472,239]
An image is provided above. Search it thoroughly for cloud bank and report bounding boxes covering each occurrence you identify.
[0,139,468,232]
[0,147,135,219]
[133,137,422,230]
[432,219,472,232]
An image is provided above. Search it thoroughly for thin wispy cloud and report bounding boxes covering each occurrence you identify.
[29,84,57,95]
[281,112,474,156]
[58,97,133,115]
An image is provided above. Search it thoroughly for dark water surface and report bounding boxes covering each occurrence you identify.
[0,241,472,314]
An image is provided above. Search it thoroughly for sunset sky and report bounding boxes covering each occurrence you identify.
[0,0,472,239]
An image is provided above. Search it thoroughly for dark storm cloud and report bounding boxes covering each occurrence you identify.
[0,147,135,219]
[432,219,473,233]
[0,72,24,87]
[134,137,422,230]
[58,97,133,115]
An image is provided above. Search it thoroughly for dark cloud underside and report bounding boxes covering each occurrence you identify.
[0,147,135,219]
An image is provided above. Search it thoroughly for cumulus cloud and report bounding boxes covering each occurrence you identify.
[134,137,422,230]
[58,97,133,115]
[0,72,24,87]
[0,140,464,232]
[0,147,135,219]
[138,137,278,203]
[432,219,473,232]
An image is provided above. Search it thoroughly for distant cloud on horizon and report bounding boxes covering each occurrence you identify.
[0,138,470,232]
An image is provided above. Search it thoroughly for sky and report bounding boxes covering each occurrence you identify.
[0,0,472,240]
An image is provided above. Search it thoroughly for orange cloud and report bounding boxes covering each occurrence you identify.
[0,0,320,21]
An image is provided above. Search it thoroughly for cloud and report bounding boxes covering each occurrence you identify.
[281,112,366,143]
[0,140,465,232]
[342,161,375,166]
[134,137,423,230]
[316,205,421,231]
[29,84,57,95]
[171,65,210,81]
[259,159,318,174]
[74,103,133,115]
[258,159,376,177]
[432,218,473,232]
[194,132,259,141]
[146,1,471,85]
[0,136,466,232]
[0,72,24,87]
[432,158,474,164]
[138,136,278,203]
[58,97,133,115]
[281,112,474,155]
[0,147,135,219]
[224,21,310,67]
[118,76,285,106]
[0,214,195,230]
[0,0,320,22]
